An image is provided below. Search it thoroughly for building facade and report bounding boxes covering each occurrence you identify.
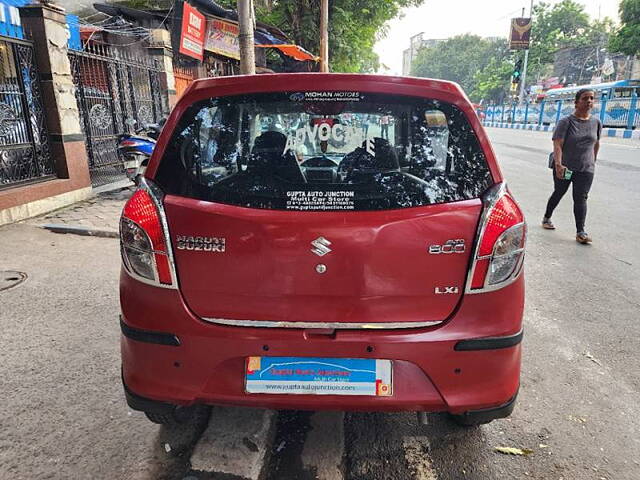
[402,34,444,75]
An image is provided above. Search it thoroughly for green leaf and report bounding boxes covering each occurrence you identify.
[609,1,640,56]
[247,0,427,72]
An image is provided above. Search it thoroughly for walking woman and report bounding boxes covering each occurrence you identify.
[542,88,602,244]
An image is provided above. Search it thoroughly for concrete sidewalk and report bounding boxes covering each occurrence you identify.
[24,185,133,237]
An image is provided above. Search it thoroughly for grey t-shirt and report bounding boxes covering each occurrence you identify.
[552,115,602,173]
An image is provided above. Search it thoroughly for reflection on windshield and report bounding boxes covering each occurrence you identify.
[156,92,492,211]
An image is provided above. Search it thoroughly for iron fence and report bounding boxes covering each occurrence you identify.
[69,43,168,187]
[0,35,53,189]
[483,95,639,130]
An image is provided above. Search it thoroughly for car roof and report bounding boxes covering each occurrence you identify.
[188,73,463,91]
[179,73,470,107]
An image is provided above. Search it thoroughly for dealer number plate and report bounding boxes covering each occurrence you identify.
[245,357,392,396]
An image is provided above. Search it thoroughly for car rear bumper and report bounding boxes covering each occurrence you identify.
[123,369,519,424]
[120,269,524,415]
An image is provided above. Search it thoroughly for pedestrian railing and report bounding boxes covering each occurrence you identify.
[481,94,639,130]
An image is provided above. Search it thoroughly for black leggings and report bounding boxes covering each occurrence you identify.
[544,170,594,233]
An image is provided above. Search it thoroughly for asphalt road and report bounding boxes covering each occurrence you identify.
[0,127,638,479]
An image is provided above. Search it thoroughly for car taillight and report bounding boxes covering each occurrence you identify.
[120,180,175,287]
[467,183,526,293]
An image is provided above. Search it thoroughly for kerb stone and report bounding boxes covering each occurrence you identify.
[190,407,276,479]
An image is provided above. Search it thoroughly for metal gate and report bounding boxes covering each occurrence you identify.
[0,36,54,190]
[69,43,168,187]
[174,65,199,100]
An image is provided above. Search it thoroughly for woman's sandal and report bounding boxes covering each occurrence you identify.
[542,218,555,230]
[576,232,592,244]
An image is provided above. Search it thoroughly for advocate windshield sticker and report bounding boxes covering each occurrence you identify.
[284,123,376,156]
[286,191,355,211]
[289,91,362,102]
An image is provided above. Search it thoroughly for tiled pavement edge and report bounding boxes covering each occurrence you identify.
[24,186,134,237]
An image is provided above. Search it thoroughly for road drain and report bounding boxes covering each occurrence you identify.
[0,271,27,291]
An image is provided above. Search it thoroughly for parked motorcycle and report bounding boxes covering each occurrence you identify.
[118,120,164,183]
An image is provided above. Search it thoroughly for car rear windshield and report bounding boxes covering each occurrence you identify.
[155,91,492,211]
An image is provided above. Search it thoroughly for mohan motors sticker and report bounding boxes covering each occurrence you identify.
[245,357,393,396]
[289,91,362,102]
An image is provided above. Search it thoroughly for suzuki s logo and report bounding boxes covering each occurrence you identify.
[429,239,465,254]
[311,237,332,256]
[435,286,459,295]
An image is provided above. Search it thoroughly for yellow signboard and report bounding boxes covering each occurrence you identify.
[204,16,240,60]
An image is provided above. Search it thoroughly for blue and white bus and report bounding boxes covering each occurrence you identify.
[544,80,640,128]
[544,80,640,102]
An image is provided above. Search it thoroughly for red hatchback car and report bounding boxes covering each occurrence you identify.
[119,74,526,426]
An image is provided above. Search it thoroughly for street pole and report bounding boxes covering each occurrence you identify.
[238,0,255,74]
[518,0,534,103]
[519,51,529,103]
[320,0,329,72]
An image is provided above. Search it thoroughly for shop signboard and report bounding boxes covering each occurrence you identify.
[179,3,205,61]
[204,16,240,60]
[509,17,532,50]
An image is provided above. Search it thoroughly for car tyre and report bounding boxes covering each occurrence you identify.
[144,406,195,425]
[145,412,176,425]
[448,413,492,427]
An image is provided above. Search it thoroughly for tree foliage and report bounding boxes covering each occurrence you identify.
[411,0,616,103]
[471,57,516,104]
[412,35,511,102]
[609,0,640,55]
[109,0,423,72]
[526,1,613,82]
[528,0,591,66]
[216,0,424,72]
[248,0,425,73]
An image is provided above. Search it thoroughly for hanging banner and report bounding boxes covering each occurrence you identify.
[179,3,206,61]
[602,58,615,76]
[509,17,532,50]
[204,16,240,60]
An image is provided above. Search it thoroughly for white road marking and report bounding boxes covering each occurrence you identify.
[403,436,438,480]
[189,407,276,480]
[301,411,345,480]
